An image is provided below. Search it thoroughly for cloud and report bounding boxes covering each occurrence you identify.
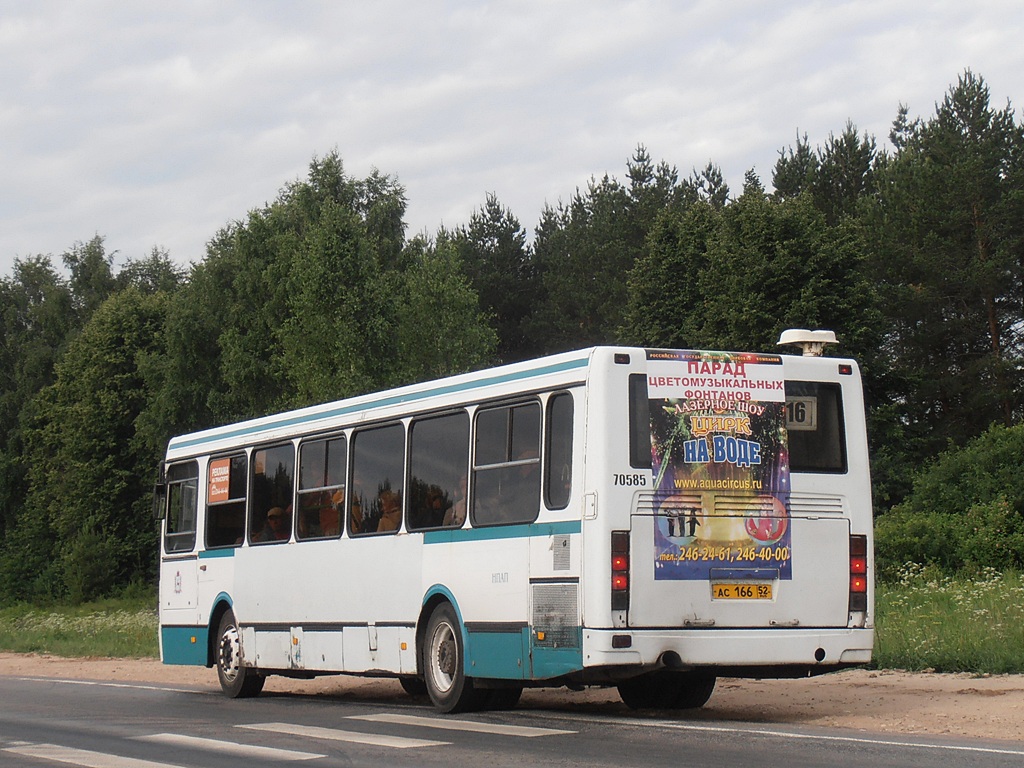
[1,1,1021,276]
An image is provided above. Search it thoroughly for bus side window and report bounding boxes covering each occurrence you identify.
[297,436,346,540]
[629,374,652,469]
[250,443,295,544]
[206,454,247,548]
[545,392,573,510]
[349,423,405,536]
[164,461,199,553]
[473,402,541,527]
[408,412,469,531]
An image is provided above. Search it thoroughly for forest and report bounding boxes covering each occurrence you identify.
[1,71,1022,603]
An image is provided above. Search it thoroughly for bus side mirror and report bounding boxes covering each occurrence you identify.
[153,482,167,520]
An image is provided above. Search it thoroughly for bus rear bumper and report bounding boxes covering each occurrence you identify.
[581,627,873,679]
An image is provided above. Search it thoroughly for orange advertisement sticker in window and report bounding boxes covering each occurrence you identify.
[208,458,231,503]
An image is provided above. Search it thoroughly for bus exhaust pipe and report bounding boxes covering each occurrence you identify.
[660,651,685,669]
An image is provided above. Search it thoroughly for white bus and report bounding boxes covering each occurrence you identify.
[156,331,873,713]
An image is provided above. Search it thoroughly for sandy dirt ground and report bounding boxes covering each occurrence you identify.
[2,653,1022,744]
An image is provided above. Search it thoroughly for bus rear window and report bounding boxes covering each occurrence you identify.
[785,382,846,473]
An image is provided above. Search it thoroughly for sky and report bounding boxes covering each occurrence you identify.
[2,1,1022,278]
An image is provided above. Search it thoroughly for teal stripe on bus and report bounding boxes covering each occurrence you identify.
[466,628,528,679]
[169,355,590,452]
[161,625,209,665]
[530,644,584,679]
[423,520,581,545]
[198,548,236,559]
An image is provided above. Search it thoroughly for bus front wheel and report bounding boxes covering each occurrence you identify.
[483,684,523,710]
[422,603,484,713]
[399,676,428,697]
[215,609,265,698]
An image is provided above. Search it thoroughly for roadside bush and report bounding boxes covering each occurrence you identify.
[874,509,958,579]
[959,498,1024,570]
[0,511,63,605]
[896,423,1024,516]
[62,529,120,604]
[875,424,1024,577]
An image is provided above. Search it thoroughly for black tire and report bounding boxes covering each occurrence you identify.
[673,672,716,709]
[617,671,679,709]
[482,684,523,710]
[215,609,265,698]
[399,676,428,697]
[422,603,485,713]
[618,671,716,710]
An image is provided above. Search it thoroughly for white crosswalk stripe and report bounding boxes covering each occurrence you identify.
[348,712,576,737]
[2,743,189,768]
[237,721,448,749]
[135,733,325,761]
[2,710,575,765]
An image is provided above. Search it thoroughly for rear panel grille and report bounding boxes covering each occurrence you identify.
[532,583,579,648]
[635,491,845,517]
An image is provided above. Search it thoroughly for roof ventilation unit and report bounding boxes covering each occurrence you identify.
[777,328,837,357]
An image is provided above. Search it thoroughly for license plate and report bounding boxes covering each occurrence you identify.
[711,582,773,600]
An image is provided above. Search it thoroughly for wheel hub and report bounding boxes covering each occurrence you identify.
[218,625,241,682]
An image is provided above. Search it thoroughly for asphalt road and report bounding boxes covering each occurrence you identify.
[1,676,1023,768]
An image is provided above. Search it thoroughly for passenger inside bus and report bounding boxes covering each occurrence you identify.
[252,506,290,542]
[376,490,402,532]
[442,475,467,528]
[349,494,364,533]
[319,490,342,536]
[421,485,449,527]
[297,490,327,538]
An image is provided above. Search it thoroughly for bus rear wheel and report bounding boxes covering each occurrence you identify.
[422,603,484,713]
[673,672,716,709]
[618,670,715,710]
[215,609,265,698]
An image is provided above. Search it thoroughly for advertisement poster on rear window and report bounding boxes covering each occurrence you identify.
[647,349,792,580]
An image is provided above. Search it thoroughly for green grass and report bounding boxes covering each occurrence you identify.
[2,569,1023,673]
[0,594,158,658]
[874,564,1024,673]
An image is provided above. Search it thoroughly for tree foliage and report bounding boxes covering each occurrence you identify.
[625,180,881,360]
[534,146,687,354]
[9,288,171,602]
[773,122,878,225]
[2,73,1024,601]
[445,194,537,361]
[862,71,1024,466]
[149,151,494,436]
[0,257,75,542]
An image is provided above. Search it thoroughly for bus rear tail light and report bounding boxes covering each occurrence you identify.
[849,534,868,612]
[611,531,630,611]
